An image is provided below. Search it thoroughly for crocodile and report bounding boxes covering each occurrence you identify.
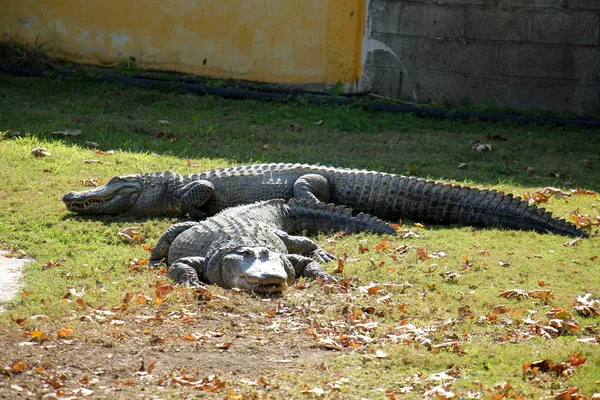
[149,198,396,292]
[63,163,588,237]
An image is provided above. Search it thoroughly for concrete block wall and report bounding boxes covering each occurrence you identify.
[364,0,600,116]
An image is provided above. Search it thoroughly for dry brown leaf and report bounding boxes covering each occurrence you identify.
[415,247,428,261]
[118,226,143,244]
[216,341,234,350]
[80,178,104,187]
[289,123,303,131]
[499,288,530,299]
[186,159,200,167]
[9,360,28,373]
[374,237,388,250]
[158,120,171,125]
[571,188,597,196]
[57,325,74,339]
[367,286,381,295]
[333,258,345,274]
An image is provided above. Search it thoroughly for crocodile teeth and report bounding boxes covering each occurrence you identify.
[67,199,107,208]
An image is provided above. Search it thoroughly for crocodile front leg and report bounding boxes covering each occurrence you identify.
[293,174,330,203]
[286,254,337,283]
[167,256,208,287]
[274,230,336,263]
[149,221,200,268]
[178,180,215,218]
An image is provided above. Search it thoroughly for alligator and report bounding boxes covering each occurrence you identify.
[63,163,588,237]
[149,198,396,292]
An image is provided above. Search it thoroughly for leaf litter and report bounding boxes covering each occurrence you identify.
[2,229,599,399]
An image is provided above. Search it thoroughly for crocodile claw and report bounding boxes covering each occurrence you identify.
[309,249,336,263]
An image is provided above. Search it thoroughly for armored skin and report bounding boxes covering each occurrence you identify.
[63,163,588,237]
[149,199,396,292]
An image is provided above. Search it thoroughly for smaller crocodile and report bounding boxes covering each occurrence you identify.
[149,199,396,293]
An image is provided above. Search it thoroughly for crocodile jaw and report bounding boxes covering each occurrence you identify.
[63,179,142,214]
[220,247,294,293]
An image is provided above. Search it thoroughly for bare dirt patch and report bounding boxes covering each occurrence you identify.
[0,285,339,399]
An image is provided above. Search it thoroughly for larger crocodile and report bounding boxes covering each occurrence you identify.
[149,199,396,292]
[63,163,588,237]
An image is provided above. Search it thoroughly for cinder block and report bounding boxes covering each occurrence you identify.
[498,0,566,8]
[427,0,497,5]
[398,3,465,39]
[499,43,565,78]
[530,9,599,45]
[370,1,402,35]
[465,6,528,41]
[388,36,499,75]
[566,0,600,10]
[566,46,600,80]
[365,66,403,98]
[528,79,600,115]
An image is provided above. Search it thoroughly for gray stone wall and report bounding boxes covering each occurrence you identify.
[364,0,600,116]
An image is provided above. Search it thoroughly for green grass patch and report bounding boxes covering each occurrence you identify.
[0,73,599,398]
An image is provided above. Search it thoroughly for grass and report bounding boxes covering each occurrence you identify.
[0,72,599,398]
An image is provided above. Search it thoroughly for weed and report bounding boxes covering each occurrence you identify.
[115,55,142,76]
[0,36,54,69]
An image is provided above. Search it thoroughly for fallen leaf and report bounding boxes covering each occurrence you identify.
[571,188,597,196]
[80,178,104,187]
[57,325,74,339]
[374,237,388,250]
[487,134,508,141]
[415,247,428,261]
[158,120,171,125]
[563,237,582,247]
[472,143,493,152]
[48,129,82,136]
[457,163,467,169]
[9,360,28,373]
[186,159,200,167]
[82,159,104,164]
[28,330,46,339]
[499,288,529,299]
[31,148,51,157]
[333,258,345,274]
[367,286,381,295]
[216,341,234,350]
[289,123,303,131]
[118,227,143,244]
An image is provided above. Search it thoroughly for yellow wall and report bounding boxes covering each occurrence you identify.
[1,0,364,84]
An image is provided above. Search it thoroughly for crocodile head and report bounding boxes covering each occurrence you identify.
[63,175,142,214]
[218,246,295,293]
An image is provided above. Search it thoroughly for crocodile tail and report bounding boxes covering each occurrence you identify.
[286,198,397,236]
[394,180,588,238]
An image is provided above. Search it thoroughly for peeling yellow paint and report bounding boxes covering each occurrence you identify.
[1,0,365,84]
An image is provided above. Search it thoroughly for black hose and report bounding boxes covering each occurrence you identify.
[2,66,598,128]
